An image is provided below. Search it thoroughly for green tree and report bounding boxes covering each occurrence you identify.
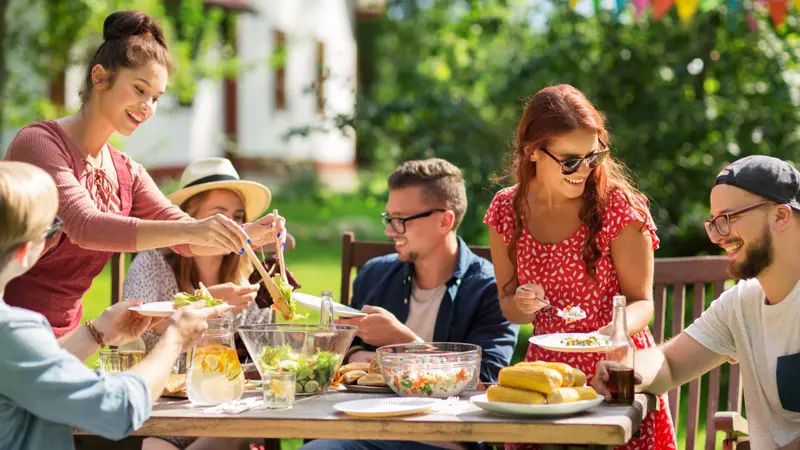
[1,0,239,146]
[344,0,800,255]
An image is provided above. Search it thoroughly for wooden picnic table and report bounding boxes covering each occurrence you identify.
[76,390,657,449]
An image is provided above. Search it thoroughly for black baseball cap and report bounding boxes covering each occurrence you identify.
[714,155,800,212]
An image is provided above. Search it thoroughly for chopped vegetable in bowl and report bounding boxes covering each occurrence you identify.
[257,344,341,394]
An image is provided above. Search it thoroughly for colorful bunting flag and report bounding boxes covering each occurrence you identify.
[794,0,800,10]
[767,0,788,26]
[633,0,651,16]
[570,0,580,10]
[726,0,741,28]
[616,0,629,15]
[653,0,676,19]
[746,11,758,30]
[675,0,700,20]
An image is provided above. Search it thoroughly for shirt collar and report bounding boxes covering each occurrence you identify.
[401,236,471,285]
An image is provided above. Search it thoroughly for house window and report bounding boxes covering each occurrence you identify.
[316,41,325,115]
[273,30,287,111]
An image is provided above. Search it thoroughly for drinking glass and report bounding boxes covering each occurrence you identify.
[99,349,145,374]
[99,350,121,374]
[262,371,296,410]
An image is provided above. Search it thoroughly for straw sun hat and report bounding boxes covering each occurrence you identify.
[167,158,271,221]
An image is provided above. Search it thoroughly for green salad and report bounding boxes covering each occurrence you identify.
[272,275,308,320]
[173,283,226,308]
[258,344,340,393]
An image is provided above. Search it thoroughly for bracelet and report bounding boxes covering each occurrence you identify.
[85,320,106,347]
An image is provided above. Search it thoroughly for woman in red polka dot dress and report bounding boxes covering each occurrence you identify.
[483,85,677,450]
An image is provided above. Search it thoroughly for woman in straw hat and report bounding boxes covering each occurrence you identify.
[124,157,299,450]
[2,11,286,338]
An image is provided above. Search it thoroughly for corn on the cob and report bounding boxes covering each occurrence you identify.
[573,386,598,401]
[498,365,562,394]
[487,385,547,404]
[546,387,581,404]
[572,369,587,387]
[517,361,575,387]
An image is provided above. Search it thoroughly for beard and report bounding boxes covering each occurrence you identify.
[728,224,773,280]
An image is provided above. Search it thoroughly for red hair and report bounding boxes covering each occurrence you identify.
[506,84,648,282]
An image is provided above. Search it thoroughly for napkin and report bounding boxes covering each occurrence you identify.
[204,397,264,414]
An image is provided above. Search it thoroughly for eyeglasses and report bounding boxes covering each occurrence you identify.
[381,209,446,234]
[43,216,63,239]
[702,201,774,238]
[539,147,608,175]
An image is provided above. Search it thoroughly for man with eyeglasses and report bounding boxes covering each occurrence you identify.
[592,155,800,450]
[306,159,517,450]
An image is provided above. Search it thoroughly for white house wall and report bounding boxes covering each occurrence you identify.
[237,0,357,166]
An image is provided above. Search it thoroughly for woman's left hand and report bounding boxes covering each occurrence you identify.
[93,299,164,346]
[244,213,287,248]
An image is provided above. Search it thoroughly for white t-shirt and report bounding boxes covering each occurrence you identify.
[404,281,447,342]
[685,278,800,449]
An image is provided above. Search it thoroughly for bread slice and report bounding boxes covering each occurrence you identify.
[163,374,186,396]
[340,362,371,374]
[356,373,388,387]
[343,370,368,384]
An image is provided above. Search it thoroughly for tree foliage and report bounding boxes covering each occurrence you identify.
[349,0,800,255]
[1,0,237,141]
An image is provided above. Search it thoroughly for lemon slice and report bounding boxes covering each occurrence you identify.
[203,354,221,372]
[270,380,285,395]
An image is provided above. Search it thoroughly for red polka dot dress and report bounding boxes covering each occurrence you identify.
[484,185,677,450]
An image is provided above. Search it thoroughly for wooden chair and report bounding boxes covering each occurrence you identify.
[339,231,492,305]
[339,235,750,449]
[653,256,749,450]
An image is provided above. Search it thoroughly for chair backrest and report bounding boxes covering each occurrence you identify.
[339,232,492,305]
[653,256,742,450]
[110,253,127,306]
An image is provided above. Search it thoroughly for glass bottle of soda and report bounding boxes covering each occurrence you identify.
[606,294,636,405]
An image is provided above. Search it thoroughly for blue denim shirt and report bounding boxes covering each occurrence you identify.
[349,237,519,383]
[0,299,151,450]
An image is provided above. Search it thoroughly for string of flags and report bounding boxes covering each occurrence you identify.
[569,0,800,28]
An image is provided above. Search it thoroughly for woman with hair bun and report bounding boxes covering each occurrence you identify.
[485,85,677,449]
[3,11,286,338]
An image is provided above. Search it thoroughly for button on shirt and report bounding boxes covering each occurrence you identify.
[0,299,151,450]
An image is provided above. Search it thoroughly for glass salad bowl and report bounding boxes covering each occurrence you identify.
[238,324,357,395]
[376,342,482,398]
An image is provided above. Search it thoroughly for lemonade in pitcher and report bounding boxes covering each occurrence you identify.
[186,313,245,406]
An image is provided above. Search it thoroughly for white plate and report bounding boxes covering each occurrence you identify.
[129,301,233,317]
[333,397,439,418]
[529,333,621,353]
[470,393,604,417]
[292,292,367,318]
[128,301,177,317]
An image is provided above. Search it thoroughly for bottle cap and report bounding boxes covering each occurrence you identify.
[613,295,627,307]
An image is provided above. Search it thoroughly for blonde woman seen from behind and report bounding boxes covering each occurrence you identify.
[0,161,228,450]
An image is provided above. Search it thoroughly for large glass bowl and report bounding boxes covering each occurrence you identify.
[238,324,357,395]
[376,342,482,398]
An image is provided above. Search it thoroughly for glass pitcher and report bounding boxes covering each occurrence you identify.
[186,311,245,406]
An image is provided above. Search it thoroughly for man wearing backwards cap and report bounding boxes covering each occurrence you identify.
[592,155,800,450]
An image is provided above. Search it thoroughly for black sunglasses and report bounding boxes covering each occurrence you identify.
[43,216,63,239]
[539,148,608,175]
[381,209,446,234]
